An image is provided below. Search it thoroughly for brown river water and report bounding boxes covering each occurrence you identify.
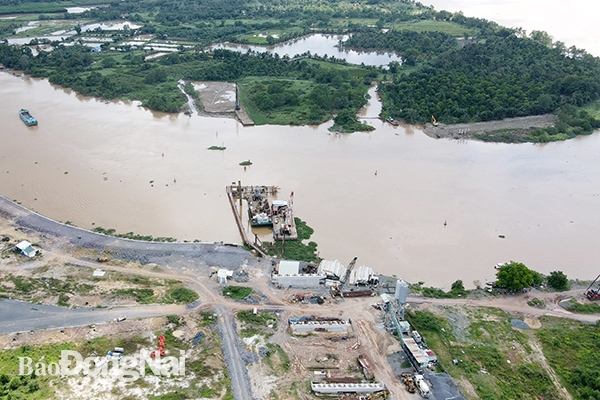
[2,72,600,289]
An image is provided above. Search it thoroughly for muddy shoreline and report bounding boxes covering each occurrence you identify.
[422,114,558,141]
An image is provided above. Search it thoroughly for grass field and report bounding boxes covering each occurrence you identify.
[407,307,562,399]
[392,20,476,36]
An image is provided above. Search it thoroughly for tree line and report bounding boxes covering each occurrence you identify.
[342,17,600,141]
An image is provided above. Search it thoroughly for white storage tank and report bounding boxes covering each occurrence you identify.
[395,278,409,304]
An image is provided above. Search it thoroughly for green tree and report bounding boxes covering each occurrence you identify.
[495,261,535,291]
[451,280,465,291]
[101,57,116,68]
[547,271,569,291]
[402,48,419,66]
[144,68,167,84]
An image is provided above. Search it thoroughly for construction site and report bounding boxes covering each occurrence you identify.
[1,193,599,400]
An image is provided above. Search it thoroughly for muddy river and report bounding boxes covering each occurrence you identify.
[2,72,600,289]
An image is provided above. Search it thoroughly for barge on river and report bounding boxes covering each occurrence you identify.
[19,109,38,126]
[247,187,273,227]
[272,192,298,241]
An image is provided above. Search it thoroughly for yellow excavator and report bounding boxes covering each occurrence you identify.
[431,115,439,127]
[366,390,389,400]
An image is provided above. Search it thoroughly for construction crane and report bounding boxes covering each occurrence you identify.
[431,115,439,127]
[340,257,358,283]
[585,273,600,301]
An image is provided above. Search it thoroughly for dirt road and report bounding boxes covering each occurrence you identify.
[407,289,600,324]
[214,304,254,400]
[0,298,185,334]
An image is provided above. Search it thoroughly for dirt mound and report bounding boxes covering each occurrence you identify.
[423,114,558,141]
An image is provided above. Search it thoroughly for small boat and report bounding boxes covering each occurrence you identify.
[19,109,38,126]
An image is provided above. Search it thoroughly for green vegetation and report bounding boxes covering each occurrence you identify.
[331,108,375,133]
[165,287,199,303]
[391,20,476,36]
[537,318,600,398]
[262,218,320,263]
[264,343,290,373]
[1,272,92,305]
[475,105,600,143]
[237,310,278,337]
[207,145,226,150]
[546,271,570,291]
[527,299,545,308]
[407,309,560,399]
[0,312,225,398]
[1,0,598,140]
[495,261,543,291]
[93,226,176,242]
[562,298,600,314]
[114,288,155,304]
[240,63,375,131]
[0,267,193,306]
[410,279,468,298]
[222,285,252,299]
[0,342,76,399]
[373,25,600,141]
[239,160,253,166]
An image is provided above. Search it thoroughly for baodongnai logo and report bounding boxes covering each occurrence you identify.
[19,350,187,382]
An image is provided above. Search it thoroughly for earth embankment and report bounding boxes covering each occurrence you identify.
[0,195,251,268]
[423,114,558,141]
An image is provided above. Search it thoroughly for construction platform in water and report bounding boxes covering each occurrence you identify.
[226,183,298,255]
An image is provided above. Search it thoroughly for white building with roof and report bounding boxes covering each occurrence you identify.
[16,241,36,257]
[311,382,385,395]
[272,260,325,287]
[317,259,346,280]
[348,265,378,285]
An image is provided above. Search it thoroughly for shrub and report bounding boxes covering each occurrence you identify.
[222,286,252,299]
[167,288,198,303]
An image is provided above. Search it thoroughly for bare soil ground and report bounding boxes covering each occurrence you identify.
[243,301,409,400]
[195,81,237,113]
[2,203,598,400]
[422,114,558,141]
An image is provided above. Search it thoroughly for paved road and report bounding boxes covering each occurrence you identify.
[0,298,185,334]
[214,304,254,400]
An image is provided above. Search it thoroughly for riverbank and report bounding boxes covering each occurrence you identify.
[422,114,558,141]
[0,195,253,269]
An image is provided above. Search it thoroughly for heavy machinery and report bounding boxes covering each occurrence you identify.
[365,390,388,400]
[585,274,600,301]
[341,256,357,283]
[414,374,431,398]
[401,372,416,393]
[431,115,439,127]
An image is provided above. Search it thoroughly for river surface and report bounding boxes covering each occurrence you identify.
[211,34,403,67]
[2,71,600,289]
[3,2,600,288]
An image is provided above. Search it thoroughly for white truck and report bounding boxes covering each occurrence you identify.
[414,374,431,398]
